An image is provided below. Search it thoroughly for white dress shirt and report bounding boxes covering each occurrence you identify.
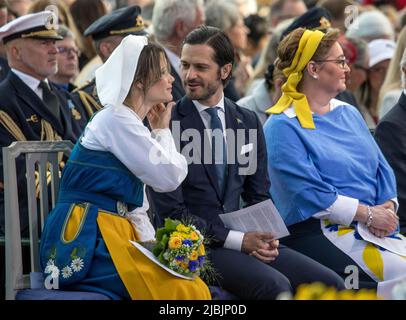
[192,95,245,252]
[11,68,50,100]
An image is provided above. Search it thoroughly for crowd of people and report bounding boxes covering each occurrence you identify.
[0,0,406,300]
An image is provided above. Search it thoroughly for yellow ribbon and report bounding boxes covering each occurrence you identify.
[266,30,325,129]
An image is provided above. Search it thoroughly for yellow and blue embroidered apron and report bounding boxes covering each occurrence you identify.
[39,142,211,300]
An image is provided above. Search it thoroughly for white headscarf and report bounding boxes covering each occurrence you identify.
[95,35,148,108]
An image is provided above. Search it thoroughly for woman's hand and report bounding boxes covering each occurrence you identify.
[147,102,175,130]
[368,226,391,238]
[369,205,399,234]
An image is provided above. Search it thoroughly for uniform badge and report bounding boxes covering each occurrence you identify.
[68,100,82,120]
[26,114,39,123]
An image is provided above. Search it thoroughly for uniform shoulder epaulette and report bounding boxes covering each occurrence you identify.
[0,110,27,141]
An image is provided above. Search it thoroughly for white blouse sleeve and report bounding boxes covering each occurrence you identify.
[313,194,358,226]
[81,106,187,192]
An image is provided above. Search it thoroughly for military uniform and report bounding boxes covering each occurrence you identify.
[72,5,148,119]
[0,71,89,235]
[71,79,102,119]
[0,11,91,235]
[0,57,10,83]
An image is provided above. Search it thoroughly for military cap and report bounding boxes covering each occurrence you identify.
[84,5,147,40]
[280,7,332,40]
[0,11,63,44]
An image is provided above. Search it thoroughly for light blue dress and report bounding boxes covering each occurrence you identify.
[264,100,406,291]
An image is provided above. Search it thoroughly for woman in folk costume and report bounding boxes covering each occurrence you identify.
[39,35,211,300]
[263,27,406,297]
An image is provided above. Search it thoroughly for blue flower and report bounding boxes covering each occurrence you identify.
[198,256,205,265]
[175,256,184,261]
[182,239,193,246]
[189,260,198,271]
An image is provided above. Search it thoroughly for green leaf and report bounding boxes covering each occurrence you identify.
[162,234,169,248]
[164,218,180,231]
[158,252,166,264]
[156,227,168,241]
[152,242,164,257]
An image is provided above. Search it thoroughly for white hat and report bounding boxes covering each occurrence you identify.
[0,11,62,44]
[96,35,148,108]
[345,10,395,41]
[368,39,396,68]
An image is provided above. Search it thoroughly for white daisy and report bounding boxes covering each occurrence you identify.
[61,266,73,279]
[45,264,60,278]
[71,257,84,272]
[195,229,202,239]
[46,259,55,266]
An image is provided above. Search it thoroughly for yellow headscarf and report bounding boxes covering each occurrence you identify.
[266,29,325,129]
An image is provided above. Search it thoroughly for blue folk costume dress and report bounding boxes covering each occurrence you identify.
[39,35,211,300]
[264,99,406,294]
[39,105,211,300]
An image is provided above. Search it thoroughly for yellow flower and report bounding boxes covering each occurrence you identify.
[295,282,327,300]
[176,224,190,233]
[198,244,205,256]
[190,251,198,261]
[172,231,187,239]
[168,236,182,249]
[319,288,338,300]
[180,262,189,270]
[190,231,199,241]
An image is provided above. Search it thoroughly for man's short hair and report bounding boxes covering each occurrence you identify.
[152,0,203,42]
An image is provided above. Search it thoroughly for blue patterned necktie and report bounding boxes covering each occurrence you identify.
[205,107,227,195]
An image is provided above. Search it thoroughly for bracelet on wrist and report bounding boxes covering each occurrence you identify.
[366,206,373,228]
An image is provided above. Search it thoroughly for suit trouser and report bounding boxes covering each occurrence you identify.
[208,244,345,299]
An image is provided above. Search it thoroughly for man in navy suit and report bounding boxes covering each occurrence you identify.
[375,92,406,234]
[148,26,345,299]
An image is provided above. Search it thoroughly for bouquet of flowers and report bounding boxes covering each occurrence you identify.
[152,218,208,279]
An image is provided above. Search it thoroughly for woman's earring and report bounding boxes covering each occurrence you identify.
[313,75,318,79]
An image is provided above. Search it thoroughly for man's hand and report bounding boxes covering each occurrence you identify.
[241,232,279,263]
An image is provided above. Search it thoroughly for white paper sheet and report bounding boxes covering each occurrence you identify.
[219,199,290,239]
[129,240,194,280]
[357,223,406,256]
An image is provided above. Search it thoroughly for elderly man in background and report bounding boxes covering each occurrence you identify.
[151,0,205,102]
[49,25,80,93]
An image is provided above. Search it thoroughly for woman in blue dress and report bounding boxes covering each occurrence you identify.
[264,27,406,298]
[39,35,211,300]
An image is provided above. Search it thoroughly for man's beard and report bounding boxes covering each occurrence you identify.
[184,71,222,102]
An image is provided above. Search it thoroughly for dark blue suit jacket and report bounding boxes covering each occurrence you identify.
[148,96,271,246]
[375,92,406,233]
